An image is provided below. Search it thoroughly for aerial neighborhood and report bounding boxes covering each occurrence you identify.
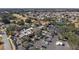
[0,9,79,50]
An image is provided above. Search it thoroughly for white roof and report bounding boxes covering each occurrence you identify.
[19,28,33,38]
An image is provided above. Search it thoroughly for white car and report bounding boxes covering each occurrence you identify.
[56,41,65,46]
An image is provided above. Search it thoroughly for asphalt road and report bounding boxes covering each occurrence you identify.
[46,36,71,50]
[2,32,12,50]
[34,36,71,50]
